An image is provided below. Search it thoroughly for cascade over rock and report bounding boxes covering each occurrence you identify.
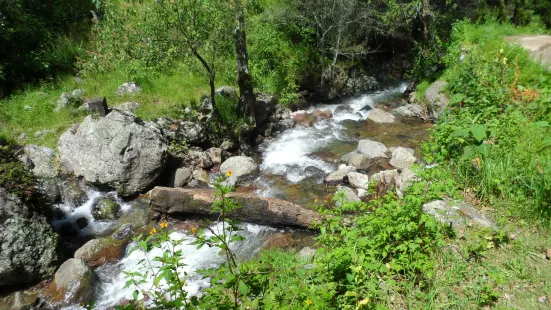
[58,109,168,197]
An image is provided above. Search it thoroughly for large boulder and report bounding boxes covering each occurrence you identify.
[424,80,449,119]
[58,110,168,197]
[396,167,419,192]
[48,258,95,306]
[356,139,388,159]
[0,188,60,288]
[19,145,58,178]
[91,197,121,221]
[220,156,258,186]
[367,108,395,124]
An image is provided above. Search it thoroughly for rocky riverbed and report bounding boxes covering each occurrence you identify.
[1,81,497,309]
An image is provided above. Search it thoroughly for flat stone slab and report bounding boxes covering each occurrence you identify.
[506,35,551,70]
[423,200,496,231]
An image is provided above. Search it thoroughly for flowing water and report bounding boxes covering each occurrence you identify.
[57,82,432,309]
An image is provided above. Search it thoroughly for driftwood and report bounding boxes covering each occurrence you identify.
[149,187,323,229]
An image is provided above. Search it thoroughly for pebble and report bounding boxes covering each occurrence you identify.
[546,248,551,260]
[537,296,548,303]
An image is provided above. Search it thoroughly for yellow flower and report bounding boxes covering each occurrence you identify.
[149,227,157,235]
[191,227,198,234]
[314,198,318,204]
[225,171,232,177]
[323,199,328,203]
[305,299,313,306]
[160,221,168,229]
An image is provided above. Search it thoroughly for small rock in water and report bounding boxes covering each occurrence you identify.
[325,166,357,184]
[92,197,121,221]
[367,108,395,124]
[263,233,296,250]
[76,217,89,229]
[74,238,126,267]
[220,156,258,186]
[112,224,134,240]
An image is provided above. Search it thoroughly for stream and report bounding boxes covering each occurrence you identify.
[57,82,431,309]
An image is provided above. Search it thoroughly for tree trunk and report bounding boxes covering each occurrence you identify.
[193,49,218,118]
[150,187,324,229]
[234,0,256,122]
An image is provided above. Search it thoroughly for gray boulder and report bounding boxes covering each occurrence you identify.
[347,171,369,190]
[216,86,237,98]
[58,109,168,197]
[176,121,207,145]
[392,104,428,120]
[367,108,395,124]
[116,82,141,96]
[51,258,95,306]
[371,169,399,185]
[254,93,278,126]
[192,169,210,185]
[186,148,213,169]
[54,89,84,112]
[389,147,417,170]
[357,139,388,159]
[220,156,258,186]
[169,167,192,187]
[324,165,356,184]
[60,178,88,207]
[0,188,60,288]
[341,151,371,169]
[422,200,496,231]
[207,148,223,166]
[334,185,361,207]
[19,145,58,178]
[424,81,449,119]
[396,167,419,192]
[115,101,140,113]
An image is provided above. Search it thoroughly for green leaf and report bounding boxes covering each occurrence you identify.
[238,280,249,296]
[451,93,466,104]
[451,128,470,138]
[534,121,549,128]
[345,273,354,283]
[357,237,369,247]
[470,125,486,142]
[463,145,475,158]
[133,290,139,301]
[476,144,492,156]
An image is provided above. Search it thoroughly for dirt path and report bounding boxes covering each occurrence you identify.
[505,35,551,70]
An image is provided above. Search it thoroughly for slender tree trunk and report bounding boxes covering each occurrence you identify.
[193,49,218,117]
[234,0,256,122]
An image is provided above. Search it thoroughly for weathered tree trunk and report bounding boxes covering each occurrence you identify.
[150,187,324,229]
[234,1,256,122]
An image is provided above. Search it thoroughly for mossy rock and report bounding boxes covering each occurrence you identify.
[92,197,121,221]
[74,237,126,267]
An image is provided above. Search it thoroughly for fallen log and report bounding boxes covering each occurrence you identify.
[149,187,323,229]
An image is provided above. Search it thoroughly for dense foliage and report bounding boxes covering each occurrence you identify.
[423,21,551,224]
[0,0,93,97]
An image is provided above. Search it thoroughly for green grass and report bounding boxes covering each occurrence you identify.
[0,63,226,148]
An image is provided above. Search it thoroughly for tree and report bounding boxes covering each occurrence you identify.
[232,0,256,123]
[148,0,234,115]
